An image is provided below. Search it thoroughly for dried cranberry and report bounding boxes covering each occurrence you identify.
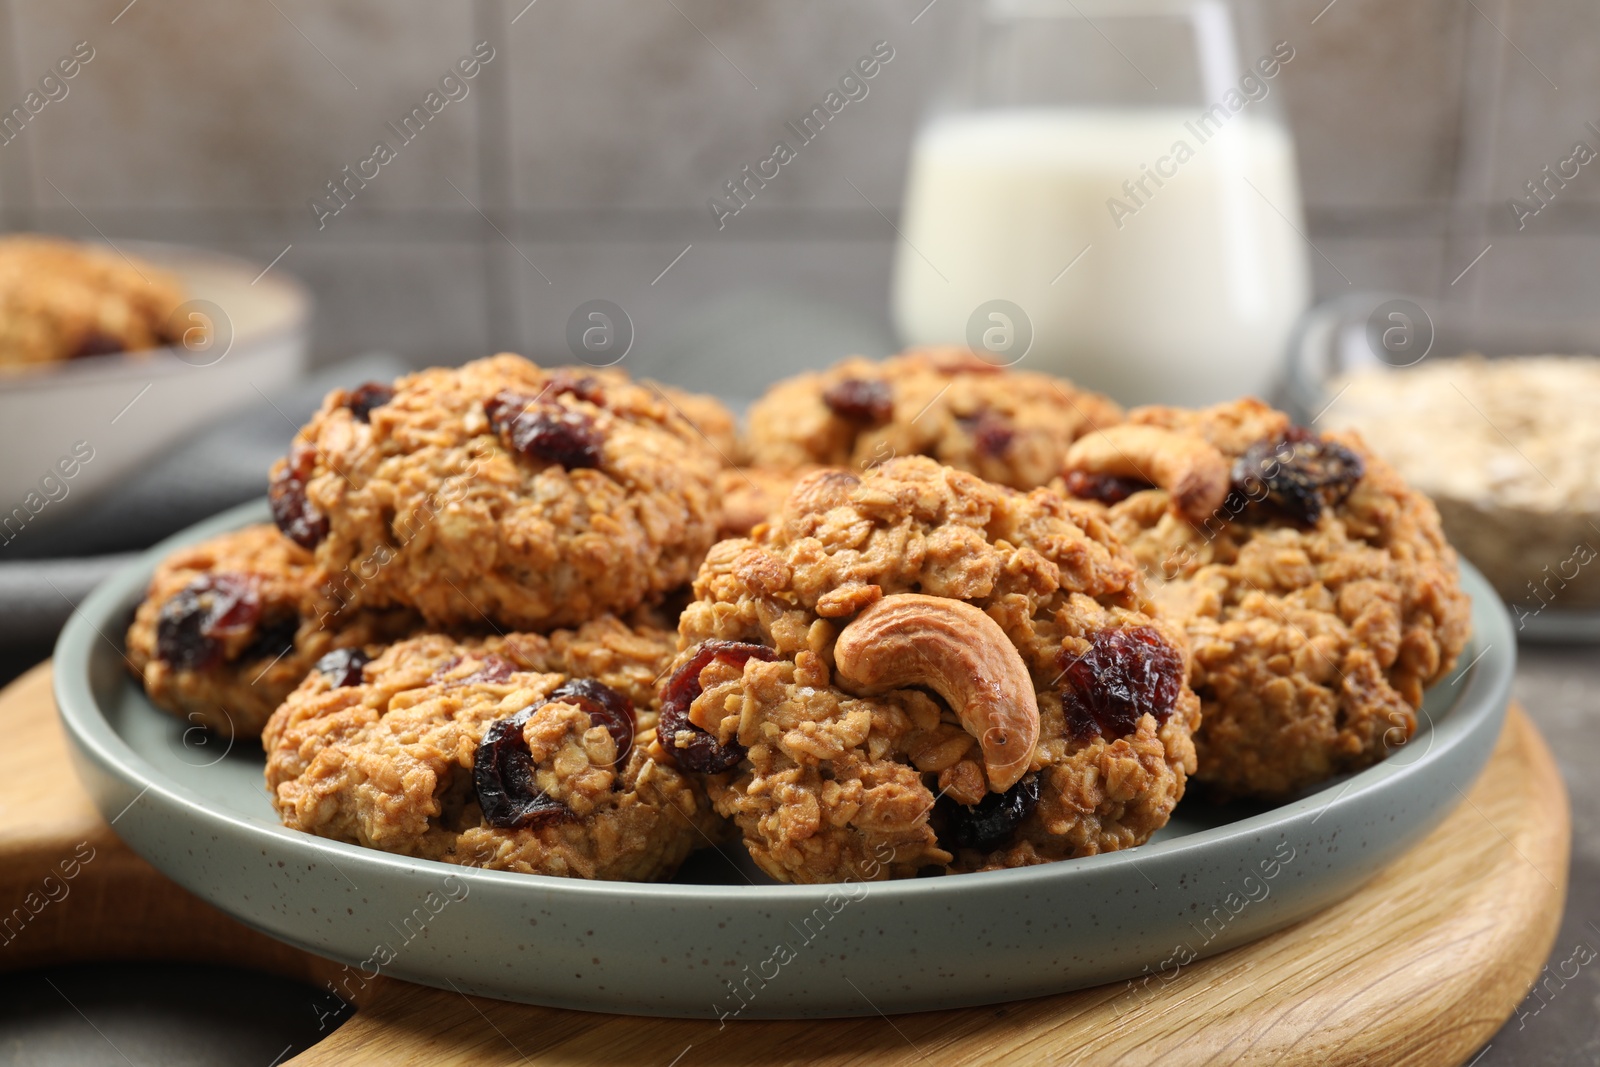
[657,640,776,773]
[1061,470,1153,506]
[471,676,637,829]
[938,773,1040,852]
[1058,626,1183,741]
[1227,426,1365,525]
[269,441,327,550]
[343,382,394,423]
[315,647,371,687]
[70,331,125,359]
[958,411,1016,458]
[547,372,605,406]
[485,390,604,470]
[239,614,299,663]
[155,574,261,670]
[474,708,570,830]
[451,654,517,687]
[823,378,893,424]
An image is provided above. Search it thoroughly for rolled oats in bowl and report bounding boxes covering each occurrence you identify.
[1322,355,1600,618]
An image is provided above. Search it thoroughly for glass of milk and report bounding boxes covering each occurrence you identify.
[892,0,1311,406]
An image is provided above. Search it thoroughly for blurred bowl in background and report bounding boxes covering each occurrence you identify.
[1287,293,1600,641]
[0,242,308,536]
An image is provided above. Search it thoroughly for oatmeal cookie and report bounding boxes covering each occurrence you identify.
[1057,398,1472,798]
[268,355,724,631]
[744,347,1122,490]
[714,466,808,540]
[0,235,184,369]
[658,456,1200,884]
[125,525,418,740]
[264,619,722,880]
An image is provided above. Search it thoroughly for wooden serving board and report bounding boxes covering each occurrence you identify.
[0,661,1569,1066]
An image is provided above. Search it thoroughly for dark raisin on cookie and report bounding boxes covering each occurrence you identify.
[658,640,776,773]
[1061,470,1154,506]
[343,382,395,423]
[484,389,604,470]
[823,378,893,425]
[155,574,262,671]
[957,411,1016,458]
[239,613,299,663]
[269,440,328,550]
[937,772,1040,852]
[315,647,371,687]
[474,707,571,830]
[546,371,606,406]
[1058,625,1183,742]
[1228,426,1365,525]
[472,677,638,828]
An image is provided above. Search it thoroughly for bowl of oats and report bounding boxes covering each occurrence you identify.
[1289,294,1600,638]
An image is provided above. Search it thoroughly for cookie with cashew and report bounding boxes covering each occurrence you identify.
[744,347,1122,490]
[1056,398,1472,798]
[264,617,725,880]
[656,456,1201,883]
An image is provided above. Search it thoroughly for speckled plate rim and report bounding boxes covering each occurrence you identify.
[50,498,1517,1015]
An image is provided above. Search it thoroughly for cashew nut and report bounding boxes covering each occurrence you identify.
[1063,424,1229,523]
[832,593,1039,791]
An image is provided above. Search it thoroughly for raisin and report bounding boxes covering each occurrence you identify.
[1227,426,1365,525]
[239,613,299,663]
[155,575,261,671]
[1058,626,1183,741]
[269,441,327,550]
[484,390,604,470]
[657,640,776,773]
[70,331,125,359]
[474,708,570,830]
[958,411,1016,458]
[454,654,516,687]
[823,378,893,424]
[938,773,1040,852]
[472,676,637,829]
[1061,470,1153,506]
[315,647,371,687]
[343,382,394,423]
[547,372,606,406]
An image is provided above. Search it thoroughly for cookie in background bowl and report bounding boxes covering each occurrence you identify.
[263,619,724,881]
[744,346,1122,489]
[125,524,418,740]
[268,354,726,632]
[0,234,184,370]
[1058,398,1472,799]
[657,456,1201,884]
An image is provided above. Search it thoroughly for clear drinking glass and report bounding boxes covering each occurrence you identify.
[892,0,1311,406]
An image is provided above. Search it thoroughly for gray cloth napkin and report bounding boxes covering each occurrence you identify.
[0,354,408,646]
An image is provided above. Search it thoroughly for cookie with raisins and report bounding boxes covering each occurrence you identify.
[1056,397,1472,798]
[657,457,1201,884]
[263,619,723,881]
[125,525,418,739]
[743,347,1122,490]
[267,354,729,631]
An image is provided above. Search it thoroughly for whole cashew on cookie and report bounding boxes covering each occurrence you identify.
[1063,424,1230,523]
[833,594,1039,791]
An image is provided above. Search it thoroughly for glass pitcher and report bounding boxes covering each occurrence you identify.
[892,0,1311,406]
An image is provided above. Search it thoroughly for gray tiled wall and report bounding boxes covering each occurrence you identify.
[0,0,1590,389]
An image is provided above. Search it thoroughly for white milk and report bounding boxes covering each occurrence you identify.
[891,107,1311,406]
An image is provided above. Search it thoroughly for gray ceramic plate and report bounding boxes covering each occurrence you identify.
[55,499,1515,1019]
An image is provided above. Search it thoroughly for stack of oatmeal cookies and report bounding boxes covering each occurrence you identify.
[125,348,1470,884]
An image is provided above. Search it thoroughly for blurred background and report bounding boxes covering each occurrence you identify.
[0,0,1584,395]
